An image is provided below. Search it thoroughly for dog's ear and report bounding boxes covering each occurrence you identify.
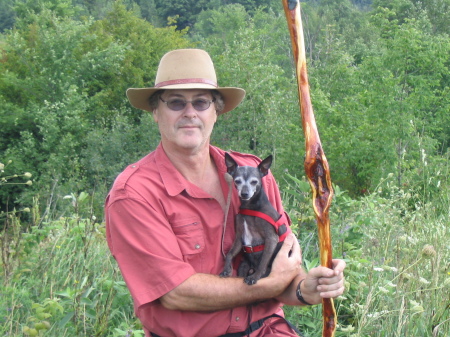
[258,155,273,177]
[225,153,238,176]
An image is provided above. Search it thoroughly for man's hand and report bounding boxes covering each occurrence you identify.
[268,233,303,290]
[300,259,346,305]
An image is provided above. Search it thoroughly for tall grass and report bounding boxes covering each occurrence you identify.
[1,174,449,336]
[284,172,450,336]
[1,193,140,337]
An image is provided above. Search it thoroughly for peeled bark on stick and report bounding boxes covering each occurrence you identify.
[281,0,337,336]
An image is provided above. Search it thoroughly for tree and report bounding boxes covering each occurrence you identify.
[193,5,303,179]
[154,0,221,30]
[373,0,450,35]
[0,1,192,213]
[0,0,16,32]
[310,5,450,195]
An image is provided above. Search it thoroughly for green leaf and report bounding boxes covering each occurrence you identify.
[58,311,75,328]
[80,297,93,306]
[85,308,97,320]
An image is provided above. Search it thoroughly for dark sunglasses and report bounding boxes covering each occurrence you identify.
[159,97,215,111]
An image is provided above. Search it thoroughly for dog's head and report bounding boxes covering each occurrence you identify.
[225,153,272,201]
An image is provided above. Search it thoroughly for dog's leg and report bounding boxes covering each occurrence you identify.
[220,239,243,277]
[244,236,278,285]
[220,221,244,278]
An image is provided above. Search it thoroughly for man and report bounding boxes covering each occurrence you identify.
[105,49,345,337]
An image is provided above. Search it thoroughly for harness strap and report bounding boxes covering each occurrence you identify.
[238,209,290,241]
[242,244,265,253]
[238,209,291,253]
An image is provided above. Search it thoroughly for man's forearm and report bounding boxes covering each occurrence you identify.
[160,234,303,311]
[160,272,288,312]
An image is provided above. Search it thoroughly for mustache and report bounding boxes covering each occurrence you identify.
[177,120,202,128]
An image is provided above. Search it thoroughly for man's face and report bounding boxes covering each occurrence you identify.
[153,89,218,154]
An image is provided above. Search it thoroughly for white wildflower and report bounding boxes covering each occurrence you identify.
[410,300,420,307]
[419,277,430,285]
[408,236,418,244]
[421,149,426,163]
[411,303,424,314]
[350,303,363,311]
[340,325,355,332]
[398,235,407,242]
[403,273,413,280]
[378,286,390,294]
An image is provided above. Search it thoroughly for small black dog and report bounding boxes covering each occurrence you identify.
[220,153,290,285]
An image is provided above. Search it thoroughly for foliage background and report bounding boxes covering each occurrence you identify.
[1,0,449,336]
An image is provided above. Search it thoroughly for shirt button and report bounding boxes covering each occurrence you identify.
[235,316,240,321]
[132,165,136,168]
[195,244,201,249]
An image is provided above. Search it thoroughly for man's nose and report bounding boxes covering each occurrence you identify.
[183,102,198,118]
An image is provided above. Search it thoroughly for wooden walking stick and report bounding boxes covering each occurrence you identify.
[281,0,337,336]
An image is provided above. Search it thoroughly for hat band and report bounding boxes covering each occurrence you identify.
[155,78,218,88]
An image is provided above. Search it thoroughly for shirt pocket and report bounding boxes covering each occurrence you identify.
[171,217,205,262]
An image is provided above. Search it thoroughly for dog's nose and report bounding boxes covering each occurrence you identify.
[240,192,249,199]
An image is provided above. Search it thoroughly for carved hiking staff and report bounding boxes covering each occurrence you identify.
[281,0,337,336]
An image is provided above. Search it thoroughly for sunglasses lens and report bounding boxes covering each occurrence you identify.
[192,99,210,111]
[167,99,186,111]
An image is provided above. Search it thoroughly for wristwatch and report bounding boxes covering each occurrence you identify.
[296,279,313,305]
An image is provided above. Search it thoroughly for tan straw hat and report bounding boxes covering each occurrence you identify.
[126,49,246,114]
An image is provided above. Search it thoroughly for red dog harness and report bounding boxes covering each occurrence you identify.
[238,209,291,253]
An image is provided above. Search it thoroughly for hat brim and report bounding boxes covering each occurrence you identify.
[126,86,246,115]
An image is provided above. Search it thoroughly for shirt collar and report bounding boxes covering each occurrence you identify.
[155,144,228,198]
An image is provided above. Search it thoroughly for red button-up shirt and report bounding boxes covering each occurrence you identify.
[105,144,291,337]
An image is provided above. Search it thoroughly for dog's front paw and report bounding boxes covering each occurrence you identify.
[220,269,231,278]
[244,275,258,285]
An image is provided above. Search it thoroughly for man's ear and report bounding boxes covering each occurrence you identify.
[225,153,238,176]
[258,155,273,177]
[152,109,158,123]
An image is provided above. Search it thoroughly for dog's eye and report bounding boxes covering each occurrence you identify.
[250,180,258,186]
[234,178,242,185]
